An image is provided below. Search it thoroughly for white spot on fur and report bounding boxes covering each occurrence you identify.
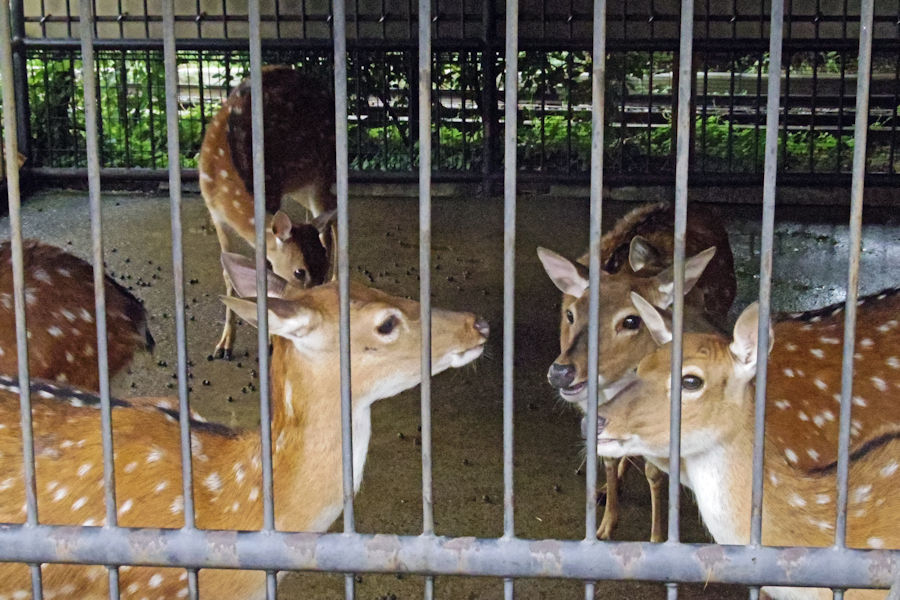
[853,395,868,407]
[819,336,840,345]
[852,484,872,503]
[806,448,820,460]
[52,487,69,502]
[881,462,898,477]
[170,495,184,514]
[815,494,830,504]
[249,487,260,501]
[124,461,138,473]
[887,357,900,369]
[47,326,63,338]
[233,463,246,484]
[154,481,169,494]
[56,267,71,277]
[812,414,825,428]
[810,348,825,359]
[867,537,884,549]
[119,498,133,515]
[148,574,163,588]
[71,496,87,511]
[871,377,888,392]
[774,399,790,410]
[788,493,806,507]
[860,338,874,348]
[204,472,223,493]
[797,411,809,421]
[813,379,828,391]
[782,368,795,378]
[146,447,164,463]
[77,463,92,477]
[784,449,798,464]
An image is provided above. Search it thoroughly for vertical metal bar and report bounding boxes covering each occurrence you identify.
[79,0,120,597]
[583,2,607,599]
[162,2,199,597]
[333,0,355,596]
[417,0,436,595]
[480,0,496,190]
[749,0,784,552]
[836,50,846,173]
[667,0,695,567]
[248,0,278,597]
[834,0,873,549]
[10,0,31,164]
[1,1,43,597]
[502,0,518,597]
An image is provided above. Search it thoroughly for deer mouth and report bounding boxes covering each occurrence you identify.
[559,381,587,399]
[448,343,485,368]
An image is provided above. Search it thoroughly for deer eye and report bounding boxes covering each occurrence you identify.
[682,374,704,391]
[621,315,642,330]
[293,268,307,282]
[376,314,399,336]
[565,309,574,324]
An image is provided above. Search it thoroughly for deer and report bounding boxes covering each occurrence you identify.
[0,239,154,391]
[592,288,900,600]
[200,64,337,360]
[537,201,736,542]
[0,254,489,598]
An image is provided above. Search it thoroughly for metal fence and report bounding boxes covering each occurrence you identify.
[2,1,900,600]
[5,0,900,188]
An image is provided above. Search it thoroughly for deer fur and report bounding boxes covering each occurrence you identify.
[0,240,153,390]
[537,202,735,542]
[594,291,900,600]
[200,65,337,359]
[0,260,488,599]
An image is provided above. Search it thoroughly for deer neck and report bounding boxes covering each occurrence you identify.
[682,393,756,545]
[266,337,371,532]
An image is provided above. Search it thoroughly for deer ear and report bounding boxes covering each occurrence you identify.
[654,246,717,308]
[271,211,293,242]
[628,236,663,273]
[630,292,672,345]
[311,209,336,234]
[537,247,589,297]
[221,296,320,339]
[221,252,288,298]
[729,302,773,376]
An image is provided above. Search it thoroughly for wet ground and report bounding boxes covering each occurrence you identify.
[2,189,899,599]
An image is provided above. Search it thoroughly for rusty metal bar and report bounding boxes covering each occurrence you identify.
[833,0,874,550]
[0,526,895,589]
[161,0,199,597]
[0,0,43,597]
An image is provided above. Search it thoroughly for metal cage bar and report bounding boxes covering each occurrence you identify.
[418,0,435,598]
[502,0,518,597]
[834,0,874,549]
[161,1,200,597]
[78,0,120,597]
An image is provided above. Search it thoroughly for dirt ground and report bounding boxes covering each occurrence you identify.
[2,188,898,599]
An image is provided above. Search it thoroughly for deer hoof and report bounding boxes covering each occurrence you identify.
[213,347,233,361]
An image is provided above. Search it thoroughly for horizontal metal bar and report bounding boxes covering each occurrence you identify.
[16,35,900,53]
[0,526,897,589]
[21,167,900,189]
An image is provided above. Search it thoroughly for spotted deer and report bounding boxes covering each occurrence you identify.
[0,240,153,391]
[200,64,337,359]
[537,202,735,542]
[593,292,900,600]
[0,255,488,599]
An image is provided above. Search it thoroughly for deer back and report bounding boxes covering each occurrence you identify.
[0,240,152,391]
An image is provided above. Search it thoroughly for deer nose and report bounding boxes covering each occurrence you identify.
[473,318,490,338]
[547,362,576,389]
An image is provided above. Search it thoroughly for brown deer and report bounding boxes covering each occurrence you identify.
[200,65,337,359]
[594,290,900,600]
[537,202,735,542]
[0,240,153,391]
[0,256,488,598]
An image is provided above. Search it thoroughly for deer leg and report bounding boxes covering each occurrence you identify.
[645,461,667,543]
[597,457,621,540]
[212,219,236,360]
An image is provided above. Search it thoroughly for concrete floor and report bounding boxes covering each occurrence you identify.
[2,188,899,599]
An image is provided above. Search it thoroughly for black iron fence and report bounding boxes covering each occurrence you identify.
[6,0,900,187]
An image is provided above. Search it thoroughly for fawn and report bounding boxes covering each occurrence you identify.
[0,254,488,598]
[594,290,900,600]
[200,65,337,359]
[537,201,735,542]
[0,239,153,391]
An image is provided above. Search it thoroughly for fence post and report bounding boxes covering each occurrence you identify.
[481,0,497,194]
[10,0,30,168]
